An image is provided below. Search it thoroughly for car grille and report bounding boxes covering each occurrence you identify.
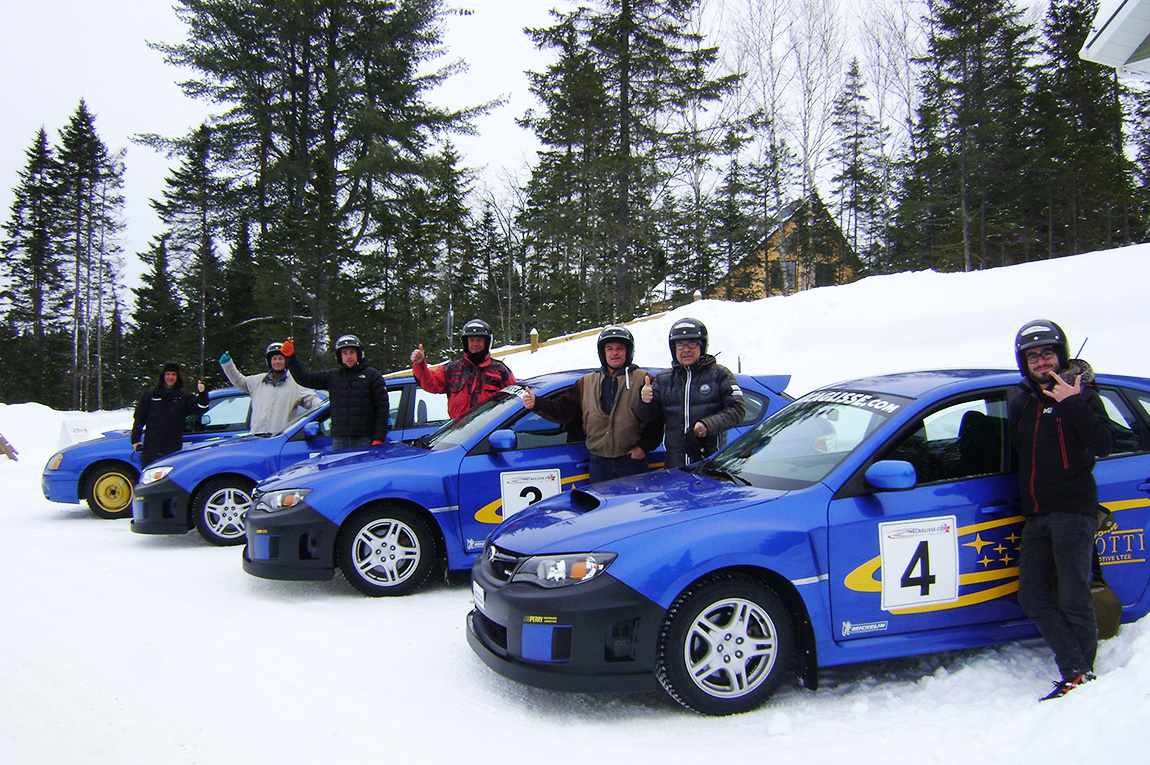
[483,543,523,583]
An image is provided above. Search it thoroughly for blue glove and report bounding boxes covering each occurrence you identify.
[219,351,231,364]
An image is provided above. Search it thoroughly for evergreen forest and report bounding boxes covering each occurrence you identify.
[2,0,1146,410]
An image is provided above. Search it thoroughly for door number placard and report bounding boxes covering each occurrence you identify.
[500,469,562,518]
[878,515,959,611]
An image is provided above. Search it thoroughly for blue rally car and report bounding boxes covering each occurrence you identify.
[41,388,254,519]
[467,369,1150,715]
[130,375,446,545]
[243,369,792,596]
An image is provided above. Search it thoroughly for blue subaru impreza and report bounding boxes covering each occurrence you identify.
[467,369,1150,715]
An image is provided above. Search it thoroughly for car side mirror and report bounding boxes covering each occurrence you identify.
[488,429,517,451]
[865,460,917,491]
[302,422,321,439]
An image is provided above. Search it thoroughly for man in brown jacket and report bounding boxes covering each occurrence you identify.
[522,326,662,484]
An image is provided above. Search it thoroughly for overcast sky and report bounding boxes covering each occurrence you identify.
[0,1,570,289]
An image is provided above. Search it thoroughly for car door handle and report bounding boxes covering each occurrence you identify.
[979,501,1016,515]
[1138,482,1150,493]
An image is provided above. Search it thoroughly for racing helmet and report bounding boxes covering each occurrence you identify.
[597,325,635,368]
[668,317,708,356]
[334,334,364,364]
[1014,319,1068,375]
[461,319,493,353]
[265,342,285,367]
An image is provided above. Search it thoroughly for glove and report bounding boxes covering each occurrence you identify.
[219,351,231,364]
[281,338,294,357]
[371,440,383,446]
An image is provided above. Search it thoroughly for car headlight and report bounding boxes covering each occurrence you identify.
[141,466,174,485]
[510,553,617,588]
[46,453,65,471]
[256,489,311,513]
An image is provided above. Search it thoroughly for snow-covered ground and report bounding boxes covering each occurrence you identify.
[2,245,1149,762]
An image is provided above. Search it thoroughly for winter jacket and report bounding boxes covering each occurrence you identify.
[131,374,210,465]
[412,353,516,419]
[1009,360,1114,518]
[286,355,389,441]
[221,359,323,435]
[637,354,745,467]
[531,366,662,459]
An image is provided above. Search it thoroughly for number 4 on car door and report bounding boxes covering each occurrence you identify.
[879,515,960,610]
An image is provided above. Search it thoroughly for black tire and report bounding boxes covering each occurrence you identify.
[656,575,795,715]
[191,476,255,546]
[337,504,436,597]
[84,462,139,519]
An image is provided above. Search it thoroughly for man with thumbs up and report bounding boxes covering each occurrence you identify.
[522,326,661,484]
[411,319,516,419]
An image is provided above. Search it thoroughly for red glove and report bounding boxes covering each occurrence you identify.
[281,338,294,357]
[371,440,383,446]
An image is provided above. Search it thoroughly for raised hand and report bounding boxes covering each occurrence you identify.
[411,343,425,365]
[641,374,654,403]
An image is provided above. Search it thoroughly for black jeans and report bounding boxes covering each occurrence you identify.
[1018,512,1098,678]
[588,453,648,484]
[332,435,373,450]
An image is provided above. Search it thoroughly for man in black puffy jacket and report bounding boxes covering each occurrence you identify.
[1010,319,1113,701]
[281,334,389,449]
[637,317,745,468]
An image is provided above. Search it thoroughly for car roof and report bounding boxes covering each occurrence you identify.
[813,369,1022,400]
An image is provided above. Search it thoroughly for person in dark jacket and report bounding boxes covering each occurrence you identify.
[131,362,209,466]
[410,319,516,419]
[1009,319,1114,701]
[281,334,388,449]
[522,325,662,484]
[637,317,745,468]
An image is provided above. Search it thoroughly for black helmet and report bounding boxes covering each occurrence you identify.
[335,334,364,364]
[461,319,493,353]
[597,325,634,368]
[265,342,285,367]
[668,317,708,356]
[1014,319,1068,375]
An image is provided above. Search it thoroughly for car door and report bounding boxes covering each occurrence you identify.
[1093,385,1150,607]
[827,389,1024,642]
[454,392,590,555]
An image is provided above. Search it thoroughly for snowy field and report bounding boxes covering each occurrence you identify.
[2,245,1149,762]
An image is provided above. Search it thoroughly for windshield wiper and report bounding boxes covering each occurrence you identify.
[699,464,751,486]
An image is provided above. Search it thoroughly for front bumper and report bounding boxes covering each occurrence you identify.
[242,502,339,581]
[131,479,193,534]
[42,471,81,504]
[466,557,664,693]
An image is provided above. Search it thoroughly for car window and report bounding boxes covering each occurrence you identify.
[506,402,586,449]
[1099,388,1143,455]
[189,395,251,434]
[412,386,450,426]
[740,390,767,425]
[884,395,1011,484]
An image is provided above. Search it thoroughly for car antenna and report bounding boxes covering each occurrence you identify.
[1075,338,1088,358]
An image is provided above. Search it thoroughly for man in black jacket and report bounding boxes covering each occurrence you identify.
[1010,319,1113,700]
[131,362,209,466]
[637,317,745,468]
[281,334,389,449]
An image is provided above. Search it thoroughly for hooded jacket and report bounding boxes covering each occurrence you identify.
[530,365,663,459]
[1009,359,1114,517]
[413,353,516,420]
[131,365,210,465]
[637,353,745,467]
[221,358,322,435]
[286,354,389,441]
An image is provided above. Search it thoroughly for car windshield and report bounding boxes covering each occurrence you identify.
[421,385,530,451]
[707,389,911,490]
[277,398,328,435]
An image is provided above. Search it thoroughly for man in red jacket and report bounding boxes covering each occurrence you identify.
[410,319,516,419]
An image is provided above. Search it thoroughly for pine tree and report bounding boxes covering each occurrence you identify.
[829,58,885,264]
[132,234,188,384]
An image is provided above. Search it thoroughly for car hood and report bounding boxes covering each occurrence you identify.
[492,468,787,555]
[260,441,430,486]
